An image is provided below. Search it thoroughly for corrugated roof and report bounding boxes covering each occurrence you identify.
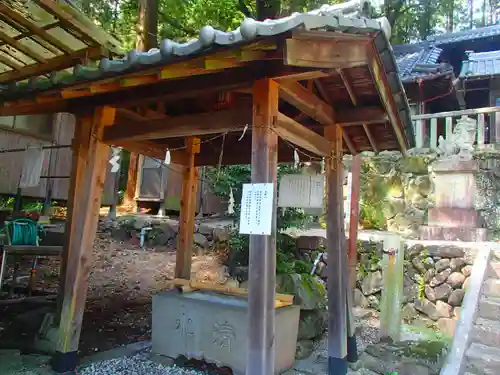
[392,43,453,82]
[427,24,500,46]
[460,50,500,78]
[1,0,389,97]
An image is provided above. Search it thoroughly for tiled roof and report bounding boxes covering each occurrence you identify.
[1,0,390,96]
[459,50,500,78]
[392,43,452,82]
[427,24,500,46]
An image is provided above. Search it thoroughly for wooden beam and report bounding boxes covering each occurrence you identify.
[247,78,278,375]
[279,80,335,125]
[336,106,387,127]
[103,106,252,143]
[285,38,368,69]
[342,130,356,155]
[175,137,200,279]
[363,124,379,153]
[367,46,408,152]
[53,107,112,372]
[0,46,107,84]
[337,68,357,106]
[276,112,331,156]
[0,54,23,71]
[0,30,48,63]
[0,4,74,54]
[324,123,348,372]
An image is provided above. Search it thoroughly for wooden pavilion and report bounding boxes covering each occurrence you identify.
[0,0,414,374]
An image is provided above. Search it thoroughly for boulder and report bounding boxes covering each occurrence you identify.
[412,257,427,274]
[354,288,370,308]
[430,269,451,287]
[447,272,466,288]
[407,244,425,259]
[435,259,450,273]
[403,282,419,304]
[423,257,435,269]
[424,268,436,283]
[448,289,465,306]
[132,215,152,230]
[437,318,457,337]
[296,236,325,250]
[435,301,452,318]
[295,340,315,360]
[361,271,383,296]
[450,258,466,272]
[277,274,326,310]
[426,246,465,258]
[213,227,231,242]
[197,224,214,239]
[367,295,380,310]
[402,303,419,321]
[463,277,470,290]
[146,225,176,246]
[298,310,327,340]
[414,299,440,321]
[462,265,472,278]
[110,227,130,242]
[193,233,209,248]
[424,286,436,302]
[434,283,452,301]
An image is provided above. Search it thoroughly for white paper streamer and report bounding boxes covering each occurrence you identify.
[238,124,248,141]
[164,149,171,165]
[293,149,300,169]
[228,188,235,214]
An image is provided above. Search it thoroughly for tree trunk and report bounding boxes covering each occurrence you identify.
[124,0,159,207]
[136,0,159,51]
[469,0,474,28]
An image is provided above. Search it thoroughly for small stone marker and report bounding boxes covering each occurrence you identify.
[379,233,404,341]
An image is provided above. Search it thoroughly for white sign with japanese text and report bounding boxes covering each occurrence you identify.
[239,183,274,235]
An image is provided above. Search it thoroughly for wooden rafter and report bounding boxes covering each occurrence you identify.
[0,4,74,54]
[337,68,357,106]
[33,0,121,54]
[0,30,48,63]
[276,112,332,157]
[363,124,378,153]
[342,129,356,155]
[0,46,106,84]
[367,45,408,152]
[279,80,335,124]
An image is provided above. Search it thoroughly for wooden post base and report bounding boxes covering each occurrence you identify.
[52,351,78,374]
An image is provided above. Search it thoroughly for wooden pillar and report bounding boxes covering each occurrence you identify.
[325,124,348,375]
[174,137,200,279]
[246,79,278,375]
[347,154,361,291]
[52,107,114,373]
[123,152,139,208]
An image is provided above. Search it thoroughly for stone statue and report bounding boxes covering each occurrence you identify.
[437,115,477,160]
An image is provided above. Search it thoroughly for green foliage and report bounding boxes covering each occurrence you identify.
[212,164,314,275]
[358,160,389,230]
[417,275,426,300]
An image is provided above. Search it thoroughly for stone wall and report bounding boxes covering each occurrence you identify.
[311,239,472,336]
[345,147,500,238]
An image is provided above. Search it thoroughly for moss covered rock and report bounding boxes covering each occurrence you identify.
[276,273,326,310]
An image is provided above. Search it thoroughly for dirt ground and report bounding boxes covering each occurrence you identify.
[0,217,227,357]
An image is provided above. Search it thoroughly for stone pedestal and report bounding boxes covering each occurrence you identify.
[420,158,487,241]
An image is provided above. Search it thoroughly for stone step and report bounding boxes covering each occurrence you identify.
[466,343,500,374]
[479,296,500,320]
[472,318,500,347]
[488,262,500,279]
[483,278,500,298]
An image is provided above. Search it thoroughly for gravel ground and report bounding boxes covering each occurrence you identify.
[79,351,208,375]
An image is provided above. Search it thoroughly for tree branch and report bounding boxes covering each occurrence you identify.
[159,11,197,36]
[238,0,254,18]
